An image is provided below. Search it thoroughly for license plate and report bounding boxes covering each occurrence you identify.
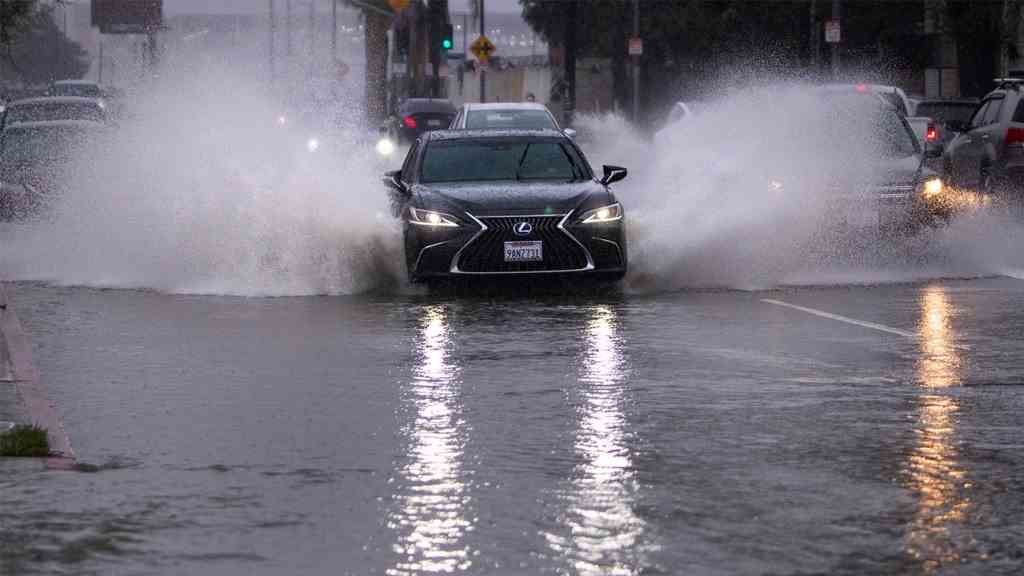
[504,241,543,262]
[428,119,442,127]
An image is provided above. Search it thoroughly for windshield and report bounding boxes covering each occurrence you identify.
[0,126,94,166]
[420,140,586,183]
[51,84,102,98]
[466,109,557,130]
[5,102,104,124]
[915,103,977,125]
[819,96,919,158]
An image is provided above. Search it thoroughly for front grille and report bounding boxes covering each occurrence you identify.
[455,216,590,273]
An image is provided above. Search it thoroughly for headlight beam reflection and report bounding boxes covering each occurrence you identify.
[387,305,474,575]
[545,305,650,574]
[903,286,973,572]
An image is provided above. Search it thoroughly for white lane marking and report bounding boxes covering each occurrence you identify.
[761,298,918,339]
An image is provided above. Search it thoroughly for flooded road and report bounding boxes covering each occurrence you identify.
[3,278,1024,575]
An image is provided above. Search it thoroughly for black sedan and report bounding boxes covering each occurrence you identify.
[385,98,457,146]
[384,130,628,283]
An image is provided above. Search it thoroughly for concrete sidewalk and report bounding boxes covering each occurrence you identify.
[0,284,29,427]
[0,283,74,460]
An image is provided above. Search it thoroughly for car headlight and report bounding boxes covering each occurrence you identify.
[577,202,623,224]
[276,114,287,126]
[376,138,396,157]
[921,177,943,198]
[407,206,462,228]
[306,137,320,152]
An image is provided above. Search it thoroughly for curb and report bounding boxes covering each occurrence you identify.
[0,283,75,464]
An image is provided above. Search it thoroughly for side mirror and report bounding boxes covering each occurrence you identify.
[601,165,628,186]
[383,169,407,194]
[925,141,944,158]
[563,128,577,139]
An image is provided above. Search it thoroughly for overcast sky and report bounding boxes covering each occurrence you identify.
[158,0,522,15]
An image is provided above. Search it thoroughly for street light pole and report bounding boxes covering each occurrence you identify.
[269,0,276,81]
[632,0,639,123]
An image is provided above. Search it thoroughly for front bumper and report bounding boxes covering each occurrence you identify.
[830,184,957,228]
[404,211,627,281]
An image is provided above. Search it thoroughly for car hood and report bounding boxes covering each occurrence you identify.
[1,162,73,192]
[411,180,609,216]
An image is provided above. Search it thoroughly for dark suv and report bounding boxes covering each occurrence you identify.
[943,79,1024,193]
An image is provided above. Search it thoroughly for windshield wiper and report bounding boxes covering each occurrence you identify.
[514,144,531,181]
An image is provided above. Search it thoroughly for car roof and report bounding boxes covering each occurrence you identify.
[423,128,570,142]
[915,98,979,104]
[6,96,105,107]
[398,98,456,114]
[2,119,105,131]
[821,83,904,93]
[52,80,99,86]
[462,102,550,111]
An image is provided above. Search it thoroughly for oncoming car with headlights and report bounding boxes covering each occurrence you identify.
[797,90,955,232]
[384,130,628,283]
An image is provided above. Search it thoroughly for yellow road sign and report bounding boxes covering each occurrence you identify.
[470,35,497,62]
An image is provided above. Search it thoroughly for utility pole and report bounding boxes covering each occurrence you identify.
[269,0,276,81]
[564,0,576,126]
[809,0,818,73]
[831,0,840,79]
[479,0,486,102]
[632,0,639,123]
[309,0,316,61]
[332,0,337,58]
[98,38,103,84]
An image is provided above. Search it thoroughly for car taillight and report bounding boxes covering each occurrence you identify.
[926,123,938,141]
[1005,127,1024,147]
[403,116,417,129]
[855,84,867,92]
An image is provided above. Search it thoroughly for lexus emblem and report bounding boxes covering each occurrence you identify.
[513,221,533,236]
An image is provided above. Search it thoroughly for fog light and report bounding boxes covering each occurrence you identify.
[922,178,943,198]
[376,138,395,156]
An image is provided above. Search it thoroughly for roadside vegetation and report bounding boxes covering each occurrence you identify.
[0,424,50,457]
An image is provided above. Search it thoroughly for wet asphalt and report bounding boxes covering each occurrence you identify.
[2,278,1024,575]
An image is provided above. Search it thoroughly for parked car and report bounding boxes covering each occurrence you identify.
[0,97,107,130]
[0,120,104,220]
[943,79,1024,194]
[383,98,457,146]
[911,98,979,145]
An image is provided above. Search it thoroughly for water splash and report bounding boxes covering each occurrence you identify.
[573,83,1024,292]
[0,59,403,296]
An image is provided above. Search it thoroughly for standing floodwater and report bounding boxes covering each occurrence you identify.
[3,281,1024,574]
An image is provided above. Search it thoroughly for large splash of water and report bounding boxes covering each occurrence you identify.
[574,84,1024,292]
[2,71,1022,296]
[0,59,404,296]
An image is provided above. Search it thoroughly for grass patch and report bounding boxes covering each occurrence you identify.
[0,424,50,457]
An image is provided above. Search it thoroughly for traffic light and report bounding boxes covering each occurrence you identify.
[441,24,453,50]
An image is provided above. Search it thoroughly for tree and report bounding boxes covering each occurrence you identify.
[0,2,89,86]
[0,0,34,77]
